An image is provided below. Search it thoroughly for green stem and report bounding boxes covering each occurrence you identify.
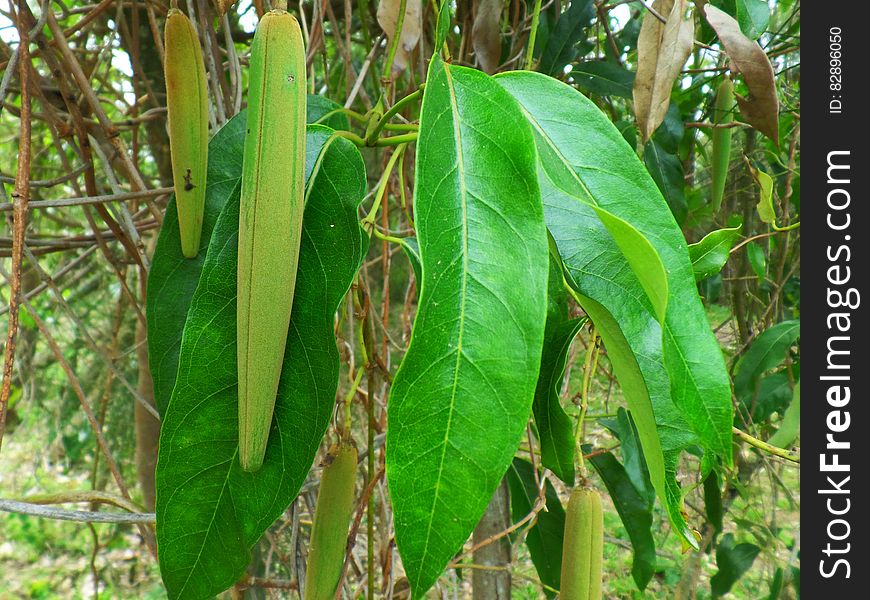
[382,0,409,80]
[374,132,418,146]
[366,87,423,144]
[732,426,800,463]
[525,0,544,70]
[362,144,408,229]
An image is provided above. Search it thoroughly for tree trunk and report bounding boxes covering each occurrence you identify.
[472,478,512,600]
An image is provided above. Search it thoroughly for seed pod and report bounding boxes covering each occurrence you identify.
[237,6,307,472]
[304,442,358,600]
[710,77,734,214]
[560,487,604,600]
[164,8,209,259]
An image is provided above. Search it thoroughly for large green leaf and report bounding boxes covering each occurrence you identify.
[497,71,733,544]
[532,241,584,484]
[506,458,566,598]
[386,56,549,597]
[147,113,338,415]
[147,115,245,415]
[154,128,367,600]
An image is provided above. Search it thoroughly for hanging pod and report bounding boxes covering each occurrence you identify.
[710,77,735,214]
[237,4,307,472]
[560,487,604,600]
[164,8,209,259]
[304,442,358,600]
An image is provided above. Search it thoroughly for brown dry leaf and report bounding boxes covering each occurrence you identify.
[472,0,505,74]
[377,0,423,77]
[703,4,779,141]
[633,0,694,142]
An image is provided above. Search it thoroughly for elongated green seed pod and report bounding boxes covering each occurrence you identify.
[164,8,209,259]
[305,442,358,600]
[560,487,604,600]
[237,7,307,472]
[710,77,734,214]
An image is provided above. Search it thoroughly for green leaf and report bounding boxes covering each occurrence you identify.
[147,113,337,415]
[644,139,687,225]
[600,408,655,506]
[399,236,422,285]
[711,534,760,597]
[733,319,800,403]
[386,56,549,597]
[689,224,743,281]
[571,60,635,98]
[154,128,367,600]
[747,241,767,279]
[588,449,656,591]
[533,242,584,484]
[506,458,566,598]
[768,380,800,448]
[147,115,245,414]
[307,94,350,130]
[735,0,769,39]
[537,0,595,76]
[497,71,733,546]
[703,469,723,536]
[752,165,777,224]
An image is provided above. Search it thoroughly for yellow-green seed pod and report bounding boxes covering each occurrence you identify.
[304,442,358,600]
[560,487,604,600]
[237,6,307,472]
[710,77,735,214]
[164,8,209,259]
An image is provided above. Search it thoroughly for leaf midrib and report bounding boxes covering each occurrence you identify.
[418,62,470,576]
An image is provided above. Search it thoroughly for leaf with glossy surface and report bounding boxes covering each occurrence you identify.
[533,243,584,484]
[689,224,742,281]
[155,129,367,600]
[506,458,566,597]
[386,56,549,597]
[588,449,656,591]
[498,71,733,545]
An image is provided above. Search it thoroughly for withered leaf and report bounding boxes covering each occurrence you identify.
[377,0,423,77]
[703,4,779,141]
[472,0,505,74]
[633,0,694,142]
